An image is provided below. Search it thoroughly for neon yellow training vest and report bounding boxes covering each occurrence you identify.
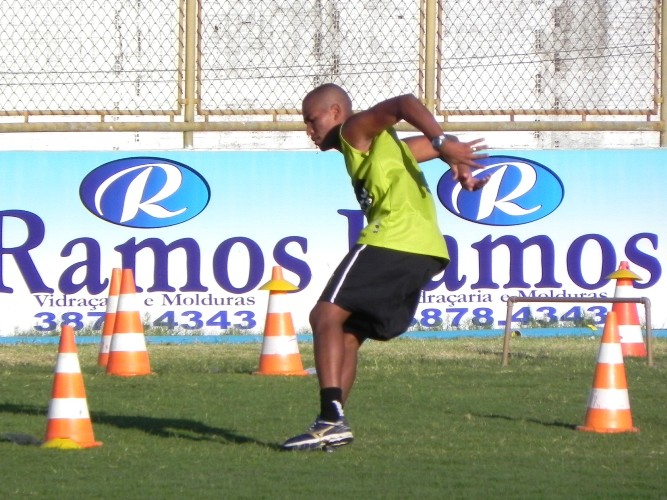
[340,127,449,260]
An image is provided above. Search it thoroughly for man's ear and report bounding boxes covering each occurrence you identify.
[330,102,343,120]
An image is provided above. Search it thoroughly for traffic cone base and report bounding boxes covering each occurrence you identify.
[44,414,102,448]
[577,386,636,433]
[42,438,84,450]
[107,351,152,377]
[577,311,638,433]
[577,410,636,433]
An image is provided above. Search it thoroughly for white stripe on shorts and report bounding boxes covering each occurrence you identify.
[329,244,366,302]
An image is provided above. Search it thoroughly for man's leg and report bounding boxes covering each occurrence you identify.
[341,330,364,404]
[281,301,357,451]
[310,300,350,392]
[310,301,361,421]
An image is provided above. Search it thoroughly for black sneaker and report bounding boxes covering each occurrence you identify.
[281,416,353,451]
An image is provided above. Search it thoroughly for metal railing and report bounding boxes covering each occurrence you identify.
[501,296,654,367]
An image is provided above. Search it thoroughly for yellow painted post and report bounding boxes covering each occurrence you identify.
[423,0,438,113]
[183,0,197,148]
[661,0,667,146]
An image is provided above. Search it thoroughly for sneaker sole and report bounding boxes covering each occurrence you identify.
[281,434,353,452]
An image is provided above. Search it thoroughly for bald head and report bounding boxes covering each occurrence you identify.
[301,83,354,150]
[302,83,353,117]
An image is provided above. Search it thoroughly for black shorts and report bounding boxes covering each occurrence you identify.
[319,244,448,341]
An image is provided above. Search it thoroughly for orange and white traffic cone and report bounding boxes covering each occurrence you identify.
[254,266,308,376]
[577,311,638,433]
[43,325,102,449]
[606,261,646,357]
[97,268,121,368]
[106,268,151,376]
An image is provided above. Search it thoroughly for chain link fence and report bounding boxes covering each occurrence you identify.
[0,1,184,115]
[199,0,423,115]
[438,0,658,116]
[0,0,661,135]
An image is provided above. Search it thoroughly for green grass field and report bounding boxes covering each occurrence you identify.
[1,337,666,499]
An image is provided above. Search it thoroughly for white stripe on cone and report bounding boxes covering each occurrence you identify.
[618,324,643,343]
[99,337,112,355]
[587,388,631,410]
[54,353,82,374]
[597,343,624,364]
[614,285,634,298]
[109,333,148,352]
[47,398,91,419]
[105,295,118,313]
[267,294,291,314]
[116,294,140,312]
[260,336,300,355]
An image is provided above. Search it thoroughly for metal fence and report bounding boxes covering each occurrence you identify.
[0,0,663,146]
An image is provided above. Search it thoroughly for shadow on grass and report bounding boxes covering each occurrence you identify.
[0,402,281,450]
[92,411,282,449]
[472,411,578,430]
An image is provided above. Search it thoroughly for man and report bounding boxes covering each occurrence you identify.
[281,83,489,451]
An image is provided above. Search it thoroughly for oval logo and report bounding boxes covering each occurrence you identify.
[80,157,210,228]
[437,155,564,226]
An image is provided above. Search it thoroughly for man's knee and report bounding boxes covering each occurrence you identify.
[310,301,349,333]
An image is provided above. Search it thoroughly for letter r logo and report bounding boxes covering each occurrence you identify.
[437,156,564,226]
[80,157,210,228]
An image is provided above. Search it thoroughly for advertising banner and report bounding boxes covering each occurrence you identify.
[0,149,664,336]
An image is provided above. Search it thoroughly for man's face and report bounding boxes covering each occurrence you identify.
[302,98,340,151]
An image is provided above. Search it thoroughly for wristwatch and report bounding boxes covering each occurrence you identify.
[431,134,447,150]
